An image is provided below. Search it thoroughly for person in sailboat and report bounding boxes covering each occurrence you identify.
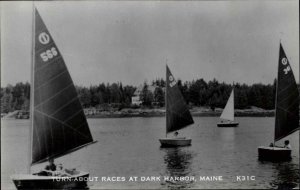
[174,131,179,137]
[283,140,291,149]
[268,140,291,149]
[45,158,57,172]
[53,163,71,177]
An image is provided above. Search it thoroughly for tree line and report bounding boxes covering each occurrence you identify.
[2,78,295,113]
[143,78,277,110]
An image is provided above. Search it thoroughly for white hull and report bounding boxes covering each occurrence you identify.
[11,171,89,189]
[159,138,191,147]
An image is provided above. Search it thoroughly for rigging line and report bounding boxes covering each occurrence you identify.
[277,81,294,94]
[62,109,85,125]
[70,120,90,132]
[35,109,91,139]
[35,70,68,91]
[167,95,188,108]
[34,83,73,109]
[277,89,299,105]
[168,109,193,123]
[34,53,62,73]
[32,119,42,163]
[49,96,78,116]
[281,96,300,111]
[277,106,299,118]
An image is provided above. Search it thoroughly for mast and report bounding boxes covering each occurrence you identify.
[273,42,280,146]
[165,60,168,138]
[28,2,35,173]
[232,82,235,121]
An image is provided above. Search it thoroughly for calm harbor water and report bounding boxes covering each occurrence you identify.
[1,117,299,189]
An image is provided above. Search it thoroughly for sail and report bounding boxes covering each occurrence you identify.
[274,43,299,141]
[166,65,194,133]
[32,9,95,165]
[220,89,234,121]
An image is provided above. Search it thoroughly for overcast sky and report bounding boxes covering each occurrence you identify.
[1,1,299,87]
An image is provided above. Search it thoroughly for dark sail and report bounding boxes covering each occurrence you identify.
[32,9,95,165]
[275,43,299,141]
[166,65,194,133]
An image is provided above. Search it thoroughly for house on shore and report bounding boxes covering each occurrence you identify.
[131,84,165,106]
[131,85,143,105]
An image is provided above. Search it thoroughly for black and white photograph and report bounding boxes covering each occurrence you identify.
[1,0,299,189]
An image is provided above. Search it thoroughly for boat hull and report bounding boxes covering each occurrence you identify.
[258,146,292,161]
[217,121,239,127]
[159,138,191,147]
[11,171,89,189]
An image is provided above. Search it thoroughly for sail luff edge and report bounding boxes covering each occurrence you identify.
[274,43,280,145]
[29,3,36,173]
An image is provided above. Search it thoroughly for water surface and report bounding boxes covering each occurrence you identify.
[1,117,299,189]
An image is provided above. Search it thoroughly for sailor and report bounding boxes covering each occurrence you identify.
[174,131,179,137]
[54,163,71,177]
[283,140,291,149]
[45,158,56,171]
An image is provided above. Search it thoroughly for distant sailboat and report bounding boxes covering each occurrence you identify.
[159,65,194,147]
[258,43,299,161]
[11,8,97,189]
[217,87,239,127]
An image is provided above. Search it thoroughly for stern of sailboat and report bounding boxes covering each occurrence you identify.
[159,138,192,147]
[258,146,291,162]
[11,171,89,189]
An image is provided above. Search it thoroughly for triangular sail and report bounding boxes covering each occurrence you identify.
[32,9,95,165]
[274,44,299,141]
[166,65,194,133]
[220,89,234,121]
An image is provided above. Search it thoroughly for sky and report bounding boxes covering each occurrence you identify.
[1,0,299,87]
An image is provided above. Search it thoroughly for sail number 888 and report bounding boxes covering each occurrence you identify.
[40,47,58,62]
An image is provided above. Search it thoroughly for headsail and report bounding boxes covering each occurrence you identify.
[274,43,299,141]
[32,9,95,165]
[166,65,194,133]
[220,89,234,121]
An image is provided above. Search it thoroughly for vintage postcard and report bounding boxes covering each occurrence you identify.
[1,1,299,189]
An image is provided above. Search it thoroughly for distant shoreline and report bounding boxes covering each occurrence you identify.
[86,107,274,118]
[1,106,275,119]
[86,113,274,119]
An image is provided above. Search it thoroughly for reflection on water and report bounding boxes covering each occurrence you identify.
[160,147,195,189]
[270,161,299,189]
[218,128,236,152]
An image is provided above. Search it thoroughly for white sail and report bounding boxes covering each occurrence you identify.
[220,89,234,121]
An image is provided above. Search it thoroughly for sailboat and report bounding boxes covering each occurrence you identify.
[217,87,239,127]
[159,65,194,147]
[258,43,299,161]
[11,8,97,189]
